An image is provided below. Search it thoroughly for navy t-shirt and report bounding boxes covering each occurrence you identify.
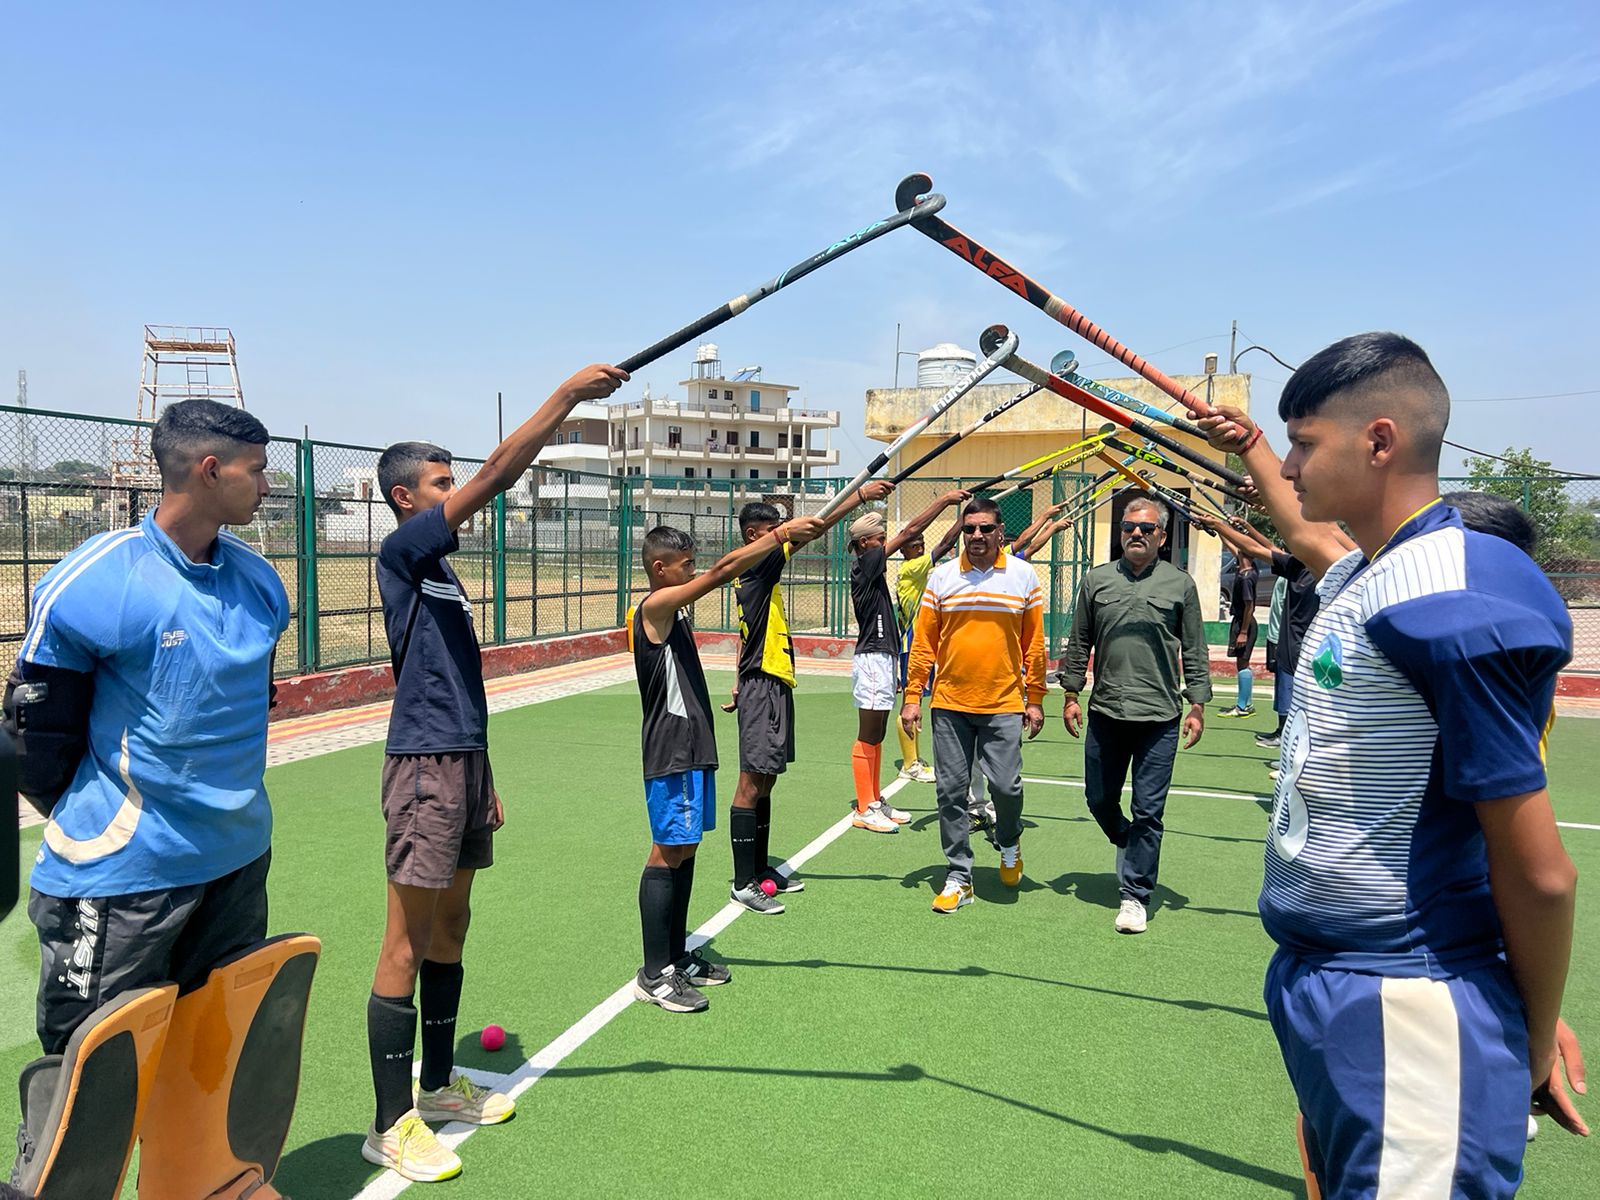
[377,505,488,754]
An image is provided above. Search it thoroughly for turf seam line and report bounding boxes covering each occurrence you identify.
[351,779,911,1198]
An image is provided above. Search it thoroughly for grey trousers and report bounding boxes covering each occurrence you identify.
[932,709,1024,884]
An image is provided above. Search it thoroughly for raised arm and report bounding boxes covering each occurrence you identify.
[929,511,964,563]
[1196,405,1355,575]
[640,517,825,639]
[817,479,895,538]
[442,364,628,532]
[886,489,969,557]
[1008,497,1069,560]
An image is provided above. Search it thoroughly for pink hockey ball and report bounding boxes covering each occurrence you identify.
[480,1024,506,1052]
[759,878,779,898]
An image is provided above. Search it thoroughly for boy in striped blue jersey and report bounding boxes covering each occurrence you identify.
[1201,333,1586,1196]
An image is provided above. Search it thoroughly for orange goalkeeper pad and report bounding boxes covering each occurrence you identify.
[137,934,320,1199]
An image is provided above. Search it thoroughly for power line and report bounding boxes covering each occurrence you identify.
[1443,439,1599,480]
[1454,388,1600,403]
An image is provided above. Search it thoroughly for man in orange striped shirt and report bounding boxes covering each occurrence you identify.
[901,497,1047,913]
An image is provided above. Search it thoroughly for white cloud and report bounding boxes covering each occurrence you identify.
[1449,53,1600,127]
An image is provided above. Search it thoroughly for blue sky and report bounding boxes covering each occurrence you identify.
[3,0,1597,475]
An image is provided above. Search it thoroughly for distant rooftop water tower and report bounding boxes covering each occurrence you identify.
[917,343,977,388]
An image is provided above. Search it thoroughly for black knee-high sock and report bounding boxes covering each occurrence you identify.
[730,807,758,890]
[639,865,674,976]
[670,855,696,960]
[1275,712,1287,735]
[754,794,772,874]
[368,991,418,1131]
[418,959,464,1093]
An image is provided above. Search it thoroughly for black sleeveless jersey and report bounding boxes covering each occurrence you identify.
[632,604,718,780]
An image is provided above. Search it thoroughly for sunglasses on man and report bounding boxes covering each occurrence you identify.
[962,522,999,536]
[1120,520,1159,535]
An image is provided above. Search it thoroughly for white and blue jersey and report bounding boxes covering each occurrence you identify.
[24,511,290,898]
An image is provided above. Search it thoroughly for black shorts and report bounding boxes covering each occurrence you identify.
[1229,617,1259,665]
[381,751,499,889]
[1265,638,1278,674]
[28,851,271,1055]
[737,674,796,776]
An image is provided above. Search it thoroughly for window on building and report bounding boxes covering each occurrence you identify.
[685,467,696,479]
[723,389,734,401]
[778,431,789,448]
[667,425,682,449]
[749,431,760,448]
[778,470,788,479]
[749,389,760,411]
[616,468,623,477]
[749,469,760,480]
[727,430,739,447]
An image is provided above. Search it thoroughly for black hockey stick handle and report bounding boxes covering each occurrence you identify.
[890,381,1043,483]
[1102,436,1258,506]
[617,192,947,375]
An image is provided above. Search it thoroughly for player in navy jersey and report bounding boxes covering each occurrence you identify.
[1200,333,1586,1196]
[362,363,626,1183]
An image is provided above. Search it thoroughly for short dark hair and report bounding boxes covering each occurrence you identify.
[1444,490,1537,555]
[1278,330,1449,437]
[739,501,782,535]
[377,441,452,516]
[641,525,695,570]
[962,496,1002,523]
[150,399,269,485]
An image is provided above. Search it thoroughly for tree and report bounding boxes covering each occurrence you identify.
[1461,447,1599,563]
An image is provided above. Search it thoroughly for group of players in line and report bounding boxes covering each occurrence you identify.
[5,333,1588,1194]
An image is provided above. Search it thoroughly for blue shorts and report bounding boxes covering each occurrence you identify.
[1265,950,1529,1198]
[644,770,716,846]
[898,625,934,696]
[1273,665,1294,716]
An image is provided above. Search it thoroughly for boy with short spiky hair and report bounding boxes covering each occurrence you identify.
[362,363,625,1184]
[630,515,823,1011]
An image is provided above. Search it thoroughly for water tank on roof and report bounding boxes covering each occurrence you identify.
[695,343,719,363]
[917,343,976,388]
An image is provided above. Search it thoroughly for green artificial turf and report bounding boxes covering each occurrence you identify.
[1,673,1595,1197]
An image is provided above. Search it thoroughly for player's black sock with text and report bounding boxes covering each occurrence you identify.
[670,855,696,960]
[639,865,674,977]
[754,794,772,874]
[367,991,418,1131]
[730,807,758,889]
[418,959,464,1093]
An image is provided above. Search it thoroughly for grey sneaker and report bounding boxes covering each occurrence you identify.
[759,867,805,894]
[731,882,786,915]
[633,965,709,1013]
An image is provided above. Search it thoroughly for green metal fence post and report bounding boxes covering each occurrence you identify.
[492,490,507,644]
[298,437,320,671]
[615,477,632,627]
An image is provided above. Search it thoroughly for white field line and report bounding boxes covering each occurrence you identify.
[1022,776,1598,833]
[353,779,909,1198]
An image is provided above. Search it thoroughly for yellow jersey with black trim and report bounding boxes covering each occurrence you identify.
[734,543,796,687]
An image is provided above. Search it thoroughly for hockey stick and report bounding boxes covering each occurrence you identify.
[1049,352,1209,439]
[967,427,1114,494]
[990,436,1116,499]
[816,325,1018,521]
[895,172,1215,419]
[617,187,947,374]
[1094,451,1217,534]
[1101,435,1259,509]
[977,328,1250,490]
[889,352,1075,483]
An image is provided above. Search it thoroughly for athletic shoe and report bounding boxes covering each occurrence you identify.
[852,802,899,834]
[1527,1114,1539,1142]
[1216,705,1256,718]
[1266,762,1281,783]
[731,882,785,915]
[362,1109,463,1182]
[877,796,911,824]
[415,1073,515,1126]
[675,948,731,987]
[1254,732,1281,748]
[759,867,805,894]
[998,841,1023,888]
[931,881,974,914]
[911,759,937,783]
[632,965,709,1013]
[1115,899,1148,934]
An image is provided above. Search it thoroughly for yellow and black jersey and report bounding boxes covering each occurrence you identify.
[734,543,797,688]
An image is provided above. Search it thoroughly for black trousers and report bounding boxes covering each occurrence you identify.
[1083,712,1179,905]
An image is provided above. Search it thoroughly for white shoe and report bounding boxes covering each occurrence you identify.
[1115,898,1148,934]
[361,1109,463,1182]
[911,760,937,783]
[1527,1113,1539,1142]
[877,796,911,824]
[851,801,898,834]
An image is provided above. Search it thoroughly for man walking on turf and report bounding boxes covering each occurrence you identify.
[1199,333,1586,1194]
[8,400,289,1178]
[364,362,626,1182]
[728,481,893,914]
[846,489,968,834]
[1057,495,1210,934]
[902,497,1047,914]
[630,515,824,1012]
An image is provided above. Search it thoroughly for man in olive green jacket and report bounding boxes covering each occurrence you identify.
[1056,496,1211,934]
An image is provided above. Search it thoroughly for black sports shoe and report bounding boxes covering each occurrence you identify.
[1254,732,1281,748]
[675,949,731,987]
[632,966,709,1013]
[759,867,805,894]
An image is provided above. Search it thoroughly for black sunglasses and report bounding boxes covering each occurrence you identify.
[962,522,999,535]
[1120,520,1159,535]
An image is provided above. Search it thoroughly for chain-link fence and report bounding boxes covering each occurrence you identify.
[2,404,1594,676]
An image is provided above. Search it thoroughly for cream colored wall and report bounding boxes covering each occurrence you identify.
[864,372,1252,621]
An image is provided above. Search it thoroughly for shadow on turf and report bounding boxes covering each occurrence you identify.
[898,863,1048,904]
[715,955,1270,1023]
[538,1060,1298,1192]
[455,1027,530,1069]
[1048,870,1191,918]
[274,1133,375,1198]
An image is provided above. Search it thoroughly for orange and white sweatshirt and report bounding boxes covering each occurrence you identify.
[906,549,1047,714]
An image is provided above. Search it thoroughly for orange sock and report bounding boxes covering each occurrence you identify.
[851,741,876,812]
[867,742,883,801]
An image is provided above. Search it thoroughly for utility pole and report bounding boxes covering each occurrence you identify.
[894,322,901,388]
[1229,320,1238,374]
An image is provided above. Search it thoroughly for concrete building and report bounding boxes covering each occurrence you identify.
[865,352,1252,623]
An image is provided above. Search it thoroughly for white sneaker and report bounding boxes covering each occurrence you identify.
[877,796,911,824]
[898,762,921,781]
[361,1108,463,1182]
[1527,1113,1539,1142]
[1115,898,1148,934]
[415,1073,515,1125]
[911,760,937,783]
[851,802,899,834]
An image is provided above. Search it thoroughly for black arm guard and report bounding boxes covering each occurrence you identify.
[1,662,94,819]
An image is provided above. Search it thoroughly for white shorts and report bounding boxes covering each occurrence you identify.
[851,651,899,711]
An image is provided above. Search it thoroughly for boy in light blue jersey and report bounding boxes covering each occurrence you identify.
[14,399,287,1057]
